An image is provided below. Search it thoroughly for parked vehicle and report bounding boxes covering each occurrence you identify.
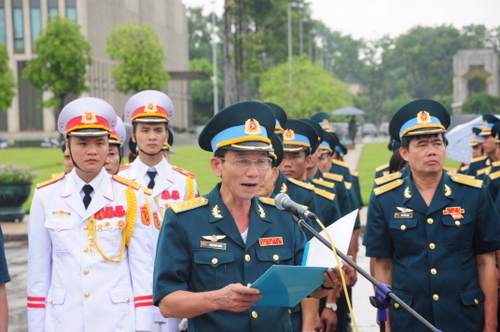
[40,138,61,148]
[362,123,378,137]
[379,122,389,136]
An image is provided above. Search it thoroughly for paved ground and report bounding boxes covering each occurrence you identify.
[2,142,380,332]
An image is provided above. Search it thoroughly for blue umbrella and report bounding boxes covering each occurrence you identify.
[331,107,365,116]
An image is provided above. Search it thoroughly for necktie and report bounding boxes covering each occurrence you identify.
[147,170,157,189]
[82,184,93,210]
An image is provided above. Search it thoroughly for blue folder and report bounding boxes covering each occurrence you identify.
[250,265,327,307]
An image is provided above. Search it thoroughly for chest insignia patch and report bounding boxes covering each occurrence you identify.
[212,205,223,218]
[202,234,227,242]
[259,237,284,246]
[443,207,465,219]
[394,207,414,218]
[52,210,70,217]
[404,187,411,198]
[200,241,227,250]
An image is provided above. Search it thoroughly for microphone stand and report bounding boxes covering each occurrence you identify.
[291,215,442,332]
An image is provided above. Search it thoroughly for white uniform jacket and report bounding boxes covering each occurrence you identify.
[27,169,154,332]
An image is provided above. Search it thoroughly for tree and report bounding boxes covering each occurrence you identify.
[189,58,223,125]
[106,22,169,94]
[260,56,353,118]
[0,43,16,112]
[22,15,91,115]
[461,93,500,114]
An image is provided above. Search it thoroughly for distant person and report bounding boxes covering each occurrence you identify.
[104,117,126,175]
[348,116,356,145]
[0,225,10,332]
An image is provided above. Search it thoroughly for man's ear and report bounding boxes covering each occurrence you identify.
[210,157,222,178]
[399,147,410,162]
[131,132,137,143]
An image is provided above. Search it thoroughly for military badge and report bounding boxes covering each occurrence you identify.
[394,207,413,218]
[202,235,227,242]
[443,207,465,220]
[416,111,431,125]
[141,205,151,226]
[81,111,97,124]
[404,187,411,198]
[153,211,161,230]
[259,237,284,246]
[117,220,126,228]
[212,205,223,218]
[444,184,452,196]
[145,102,158,113]
[244,118,262,135]
[52,210,70,217]
[283,129,295,141]
[280,183,288,193]
[258,204,266,218]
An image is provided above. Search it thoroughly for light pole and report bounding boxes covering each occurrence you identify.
[299,18,308,56]
[211,1,218,115]
[287,2,298,90]
[308,29,316,61]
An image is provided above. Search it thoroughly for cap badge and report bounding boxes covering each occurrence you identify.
[322,119,329,126]
[81,111,97,124]
[483,120,488,129]
[145,103,158,113]
[283,129,295,141]
[416,111,431,125]
[244,118,262,135]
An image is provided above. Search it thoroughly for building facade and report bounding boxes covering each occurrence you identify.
[0,0,191,141]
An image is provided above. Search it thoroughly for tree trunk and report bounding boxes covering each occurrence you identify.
[223,1,238,106]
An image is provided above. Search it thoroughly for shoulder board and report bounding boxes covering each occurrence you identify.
[490,170,500,181]
[374,171,402,186]
[350,171,359,177]
[450,175,483,189]
[36,173,65,189]
[375,163,389,172]
[476,166,491,176]
[345,182,352,190]
[470,155,487,163]
[314,188,335,201]
[119,163,131,171]
[172,165,196,178]
[288,178,314,190]
[332,159,349,168]
[312,178,334,189]
[322,172,344,182]
[492,161,500,168]
[259,197,275,206]
[442,166,457,173]
[373,179,404,196]
[170,197,208,213]
[447,172,474,179]
[51,172,65,179]
[112,175,142,190]
[382,171,390,176]
[460,165,469,172]
[142,187,153,195]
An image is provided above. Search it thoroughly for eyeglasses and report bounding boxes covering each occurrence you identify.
[220,157,273,170]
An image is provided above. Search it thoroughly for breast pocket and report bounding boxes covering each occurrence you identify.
[45,218,75,253]
[95,224,123,256]
[389,219,419,254]
[442,215,473,251]
[255,246,293,276]
[193,250,235,290]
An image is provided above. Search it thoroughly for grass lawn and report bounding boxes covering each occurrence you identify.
[357,142,462,205]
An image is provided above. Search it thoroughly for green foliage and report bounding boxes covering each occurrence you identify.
[461,93,500,114]
[0,43,15,112]
[260,56,353,118]
[189,58,223,125]
[22,16,91,112]
[106,22,170,94]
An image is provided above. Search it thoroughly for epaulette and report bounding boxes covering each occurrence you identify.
[112,175,142,190]
[36,173,65,189]
[259,197,275,206]
[172,165,196,178]
[350,171,359,177]
[314,188,335,201]
[375,163,389,172]
[170,197,208,213]
[373,179,404,196]
[450,175,483,189]
[382,171,390,176]
[288,178,314,190]
[492,161,500,168]
[322,172,344,182]
[470,155,487,163]
[142,187,153,195]
[442,166,457,173]
[490,170,500,181]
[332,159,349,168]
[312,178,334,189]
[374,172,402,186]
[345,182,352,190]
[51,172,65,179]
[447,172,474,179]
[460,165,469,172]
[119,163,131,171]
[476,166,491,176]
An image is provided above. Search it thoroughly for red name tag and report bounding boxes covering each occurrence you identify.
[259,237,284,246]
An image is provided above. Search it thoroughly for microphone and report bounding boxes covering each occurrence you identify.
[275,193,318,220]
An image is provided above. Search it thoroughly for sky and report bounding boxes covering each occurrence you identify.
[182,0,500,40]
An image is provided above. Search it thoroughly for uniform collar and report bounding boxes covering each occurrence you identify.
[403,170,453,215]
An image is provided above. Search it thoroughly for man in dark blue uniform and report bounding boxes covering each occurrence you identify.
[467,114,499,177]
[153,101,344,332]
[365,99,500,331]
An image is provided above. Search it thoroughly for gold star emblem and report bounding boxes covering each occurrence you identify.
[81,111,97,124]
[244,118,262,135]
[145,103,158,113]
[283,129,295,141]
[416,111,431,125]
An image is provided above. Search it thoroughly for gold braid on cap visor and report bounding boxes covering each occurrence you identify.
[399,124,445,138]
[66,124,111,134]
[216,136,272,149]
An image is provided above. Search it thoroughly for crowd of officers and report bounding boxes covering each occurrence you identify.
[0,93,498,332]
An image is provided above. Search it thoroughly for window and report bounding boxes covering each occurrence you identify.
[48,0,58,18]
[12,0,24,52]
[0,0,6,46]
[30,0,41,45]
[65,0,76,21]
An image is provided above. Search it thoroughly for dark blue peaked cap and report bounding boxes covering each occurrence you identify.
[265,102,288,135]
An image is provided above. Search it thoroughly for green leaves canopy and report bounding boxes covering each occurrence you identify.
[0,43,15,112]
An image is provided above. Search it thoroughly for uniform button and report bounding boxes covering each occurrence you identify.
[247,283,252,287]
[245,254,251,261]
[429,243,436,249]
[211,258,218,265]
[273,254,279,261]
[251,311,258,318]
[394,303,400,308]
[83,270,89,275]
[126,297,130,303]
[474,299,479,304]
[427,218,434,224]
[455,221,461,226]
[84,292,90,298]
[83,248,89,253]
[288,309,292,314]
[430,268,437,275]
[433,294,439,301]
[400,225,406,231]
[83,226,88,231]
[56,225,61,230]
